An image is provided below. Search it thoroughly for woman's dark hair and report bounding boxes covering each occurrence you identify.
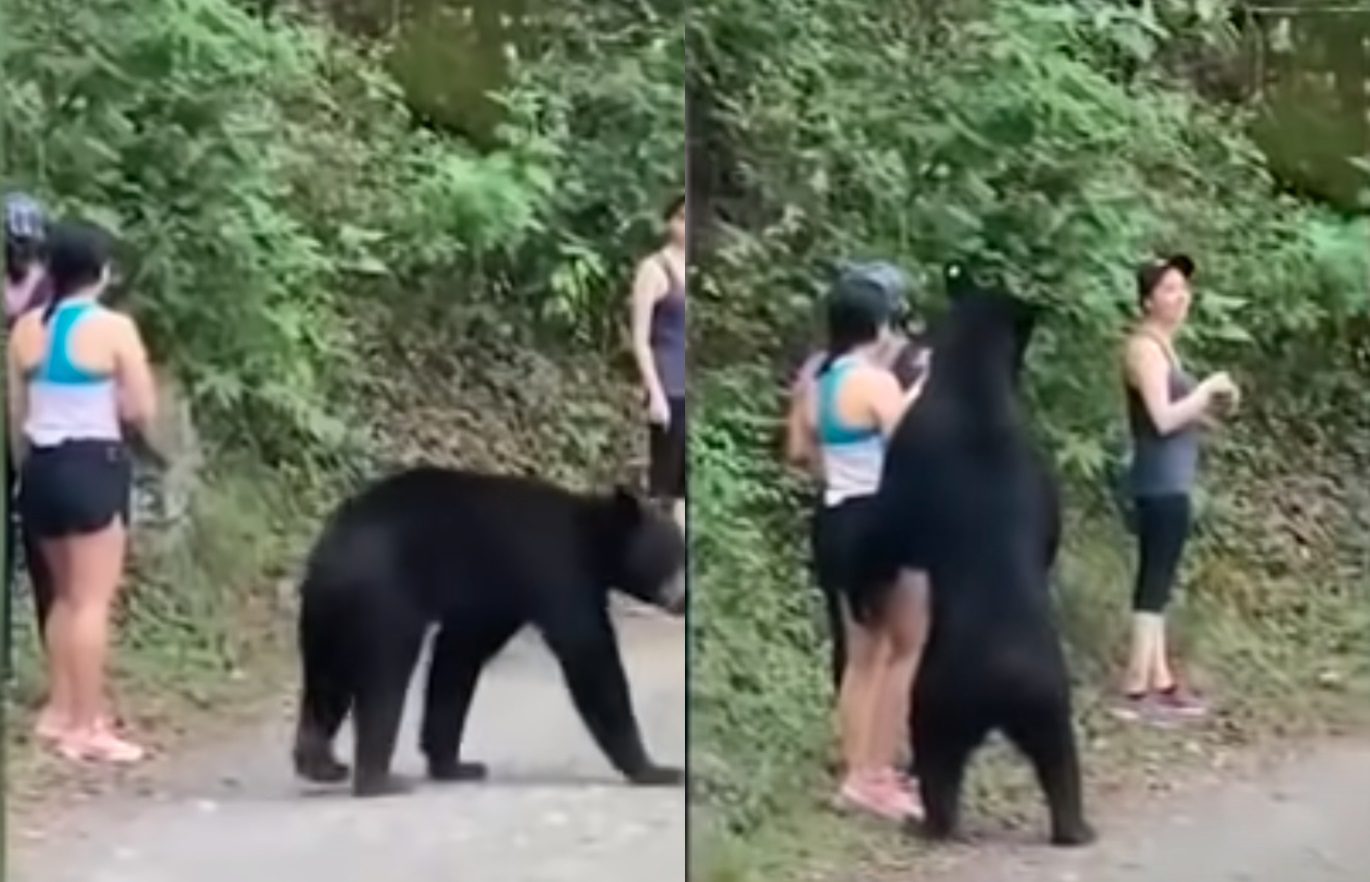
[662,192,686,222]
[818,280,888,376]
[1135,254,1196,310]
[44,220,113,321]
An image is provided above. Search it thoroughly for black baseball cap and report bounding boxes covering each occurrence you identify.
[1136,253,1196,301]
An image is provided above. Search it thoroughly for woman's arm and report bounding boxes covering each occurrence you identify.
[629,257,669,422]
[1124,336,1213,435]
[784,366,820,472]
[867,368,918,439]
[111,313,158,433]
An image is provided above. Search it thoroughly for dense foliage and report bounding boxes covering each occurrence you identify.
[1,0,684,469]
[689,0,1370,859]
[0,0,683,751]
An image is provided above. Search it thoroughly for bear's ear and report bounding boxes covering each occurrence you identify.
[944,262,971,300]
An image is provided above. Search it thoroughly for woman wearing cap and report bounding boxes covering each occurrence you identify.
[1116,254,1238,724]
[786,263,929,691]
[787,264,930,822]
[630,193,687,530]
[4,192,57,662]
[5,193,52,321]
[7,220,158,763]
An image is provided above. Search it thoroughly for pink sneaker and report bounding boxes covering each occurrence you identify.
[56,726,147,765]
[880,769,924,820]
[879,766,919,796]
[835,773,922,822]
[33,708,70,742]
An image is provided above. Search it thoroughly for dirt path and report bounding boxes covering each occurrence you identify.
[915,739,1370,881]
[10,612,685,882]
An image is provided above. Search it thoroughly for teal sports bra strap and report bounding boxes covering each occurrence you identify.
[817,356,881,446]
[39,300,108,385]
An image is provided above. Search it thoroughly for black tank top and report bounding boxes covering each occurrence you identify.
[650,254,686,399]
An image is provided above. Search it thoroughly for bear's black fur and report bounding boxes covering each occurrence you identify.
[291,466,687,797]
[855,265,1094,846]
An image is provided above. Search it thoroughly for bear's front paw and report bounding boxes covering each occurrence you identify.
[629,764,684,786]
[428,758,489,783]
[1051,819,1097,847]
[352,772,415,799]
[293,747,349,784]
[912,817,967,844]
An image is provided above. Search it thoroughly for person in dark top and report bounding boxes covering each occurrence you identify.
[630,193,687,530]
[4,192,56,675]
[1115,254,1238,725]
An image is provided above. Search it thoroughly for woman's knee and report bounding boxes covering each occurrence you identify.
[886,569,931,657]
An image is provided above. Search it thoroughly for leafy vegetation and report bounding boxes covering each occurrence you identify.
[689,0,1370,875]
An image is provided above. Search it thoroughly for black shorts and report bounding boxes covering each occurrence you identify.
[19,439,132,539]
[812,494,877,610]
[648,396,686,500]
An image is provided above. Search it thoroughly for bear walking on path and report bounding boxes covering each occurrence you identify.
[855,265,1094,846]
[291,466,687,798]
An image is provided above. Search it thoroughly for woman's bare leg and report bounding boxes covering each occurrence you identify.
[1149,616,1176,691]
[37,538,76,736]
[875,569,930,777]
[59,518,142,762]
[1122,613,1157,695]
[836,612,879,776]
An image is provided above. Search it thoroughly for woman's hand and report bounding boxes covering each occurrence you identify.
[1201,371,1240,416]
[646,391,668,427]
[647,390,670,426]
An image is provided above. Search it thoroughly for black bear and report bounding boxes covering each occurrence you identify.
[854,264,1094,846]
[290,466,687,797]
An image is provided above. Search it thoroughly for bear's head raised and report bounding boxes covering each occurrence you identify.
[937,262,1040,386]
[598,488,686,616]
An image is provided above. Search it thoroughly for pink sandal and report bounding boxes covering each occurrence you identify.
[56,725,147,765]
[33,709,69,742]
[834,772,922,822]
[879,768,924,819]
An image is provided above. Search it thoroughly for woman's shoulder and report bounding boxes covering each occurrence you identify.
[82,303,142,345]
[846,358,900,394]
[637,249,674,279]
[9,307,42,340]
[1123,327,1163,356]
[90,301,135,323]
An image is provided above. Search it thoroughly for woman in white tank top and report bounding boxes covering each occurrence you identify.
[787,265,932,823]
[7,221,159,764]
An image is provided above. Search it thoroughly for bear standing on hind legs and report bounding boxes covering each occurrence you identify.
[854,264,1095,847]
[291,467,687,798]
